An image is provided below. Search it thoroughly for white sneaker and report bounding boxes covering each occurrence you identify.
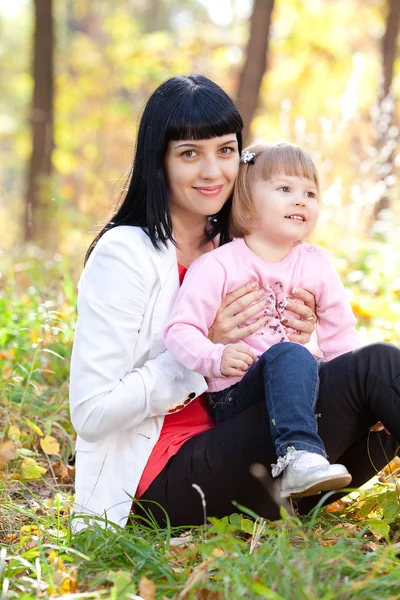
[280,451,352,498]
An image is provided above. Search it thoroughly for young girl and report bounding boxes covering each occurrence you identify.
[164,142,360,499]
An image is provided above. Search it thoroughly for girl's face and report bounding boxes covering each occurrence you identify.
[165,134,240,220]
[249,174,319,245]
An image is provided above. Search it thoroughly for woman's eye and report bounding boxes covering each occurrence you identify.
[181,150,196,158]
[220,146,234,154]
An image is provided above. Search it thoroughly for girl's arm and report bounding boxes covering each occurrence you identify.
[164,254,229,378]
[69,230,207,443]
[313,248,361,361]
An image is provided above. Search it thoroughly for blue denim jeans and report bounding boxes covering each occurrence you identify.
[208,341,325,458]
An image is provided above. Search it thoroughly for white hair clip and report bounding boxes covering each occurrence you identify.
[240,150,256,164]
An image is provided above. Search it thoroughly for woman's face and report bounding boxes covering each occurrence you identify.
[165,134,240,219]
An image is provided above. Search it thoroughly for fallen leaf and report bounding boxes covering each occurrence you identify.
[0,440,17,468]
[40,436,60,455]
[7,426,21,442]
[21,458,46,479]
[138,576,156,600]
[178,559,212,599]
[25,419,44,436]
[53,461,75,483]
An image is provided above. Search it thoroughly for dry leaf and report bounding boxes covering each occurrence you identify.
[138,576,156,600]
[178,559,212,599]
[0,440,17,468]
[323,499,349,513]
[40,436,60,455]
[53,461,75,484]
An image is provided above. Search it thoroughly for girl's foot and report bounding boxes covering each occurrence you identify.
[280,451,352,498]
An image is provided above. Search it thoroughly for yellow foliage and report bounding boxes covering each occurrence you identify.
[40,436,60,455]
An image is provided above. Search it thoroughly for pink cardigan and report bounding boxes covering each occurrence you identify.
[164,238,361,392]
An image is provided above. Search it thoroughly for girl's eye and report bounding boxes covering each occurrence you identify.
[278,186,290,193]
[306,191,317,199]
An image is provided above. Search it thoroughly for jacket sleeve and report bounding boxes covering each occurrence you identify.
[164,254,228,378]
[313,248,362,361]
[69,230,207,443]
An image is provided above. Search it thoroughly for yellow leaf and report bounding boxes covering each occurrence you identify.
[21,458,46,479]
[25,419,44,436]
[40,436,60,455]
[138,576,156,600]
[8,425,21,442]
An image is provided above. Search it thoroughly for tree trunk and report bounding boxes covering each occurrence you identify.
[381,0,400,101]
[236,0,275,143]
[372,0,400,221]
[25,0,54,242]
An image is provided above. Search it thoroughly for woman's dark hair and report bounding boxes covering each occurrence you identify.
[86,74,243,261]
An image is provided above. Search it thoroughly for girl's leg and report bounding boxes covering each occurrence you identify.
[257,342,324,458]
[136,342,400,526]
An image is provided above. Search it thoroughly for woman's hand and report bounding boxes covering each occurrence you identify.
[208,282,270,345]
[208,283,317,346]
[283,287,317,345]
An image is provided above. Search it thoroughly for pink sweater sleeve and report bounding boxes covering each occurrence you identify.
[312,248,362,361]
[164,254,227,378]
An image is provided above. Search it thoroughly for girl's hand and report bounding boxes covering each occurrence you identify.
[208,282,270,345]
[282,287,317,345]
[220,343,254,377]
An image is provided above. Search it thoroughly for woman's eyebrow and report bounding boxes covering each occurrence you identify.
[174,138,238,149]
[174,142,200,148]
[219,138,238,146]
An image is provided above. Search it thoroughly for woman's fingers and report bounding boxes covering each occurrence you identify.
[285,298,316,323]
[221,281,260,309]
[287,331,312,345]
[222,289,265,319]
[283,314,314,335]
[232,316,269,340]
[291,287,317,315]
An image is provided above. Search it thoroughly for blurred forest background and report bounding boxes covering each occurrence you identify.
[1,0,400,343]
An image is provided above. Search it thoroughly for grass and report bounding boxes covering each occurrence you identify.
[1,253,400,599]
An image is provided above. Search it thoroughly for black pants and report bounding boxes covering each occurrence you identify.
[135,343,400,527]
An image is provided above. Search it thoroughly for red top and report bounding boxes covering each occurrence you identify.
[136,263,214,497]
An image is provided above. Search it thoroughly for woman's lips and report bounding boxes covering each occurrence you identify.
[194,185,223,196]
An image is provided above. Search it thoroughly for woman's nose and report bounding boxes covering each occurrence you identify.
[200,156,221,179]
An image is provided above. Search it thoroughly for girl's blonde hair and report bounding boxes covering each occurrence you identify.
[230,142,320,238]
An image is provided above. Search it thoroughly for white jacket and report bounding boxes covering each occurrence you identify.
[69,226,207,530]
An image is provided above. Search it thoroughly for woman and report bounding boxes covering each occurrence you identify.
[70,75,400,530]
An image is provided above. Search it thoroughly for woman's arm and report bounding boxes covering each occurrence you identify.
[208,284,317,346]
[69,230,206,443]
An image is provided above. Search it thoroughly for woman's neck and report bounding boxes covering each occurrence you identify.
[244,233,294,263]
[172,212,214,268]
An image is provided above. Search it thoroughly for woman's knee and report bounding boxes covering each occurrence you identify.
[355,342,400,381]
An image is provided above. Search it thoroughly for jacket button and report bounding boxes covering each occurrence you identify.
[187,392,196,400]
